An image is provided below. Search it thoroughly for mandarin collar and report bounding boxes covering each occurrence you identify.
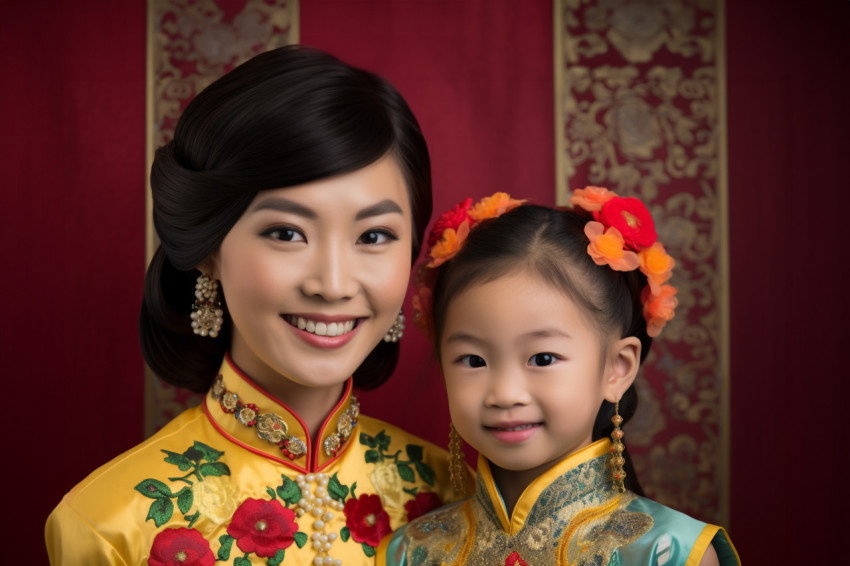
[477,438,614,535]
[203,354,360,473]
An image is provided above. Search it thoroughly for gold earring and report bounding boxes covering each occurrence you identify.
[383,309,405,342]
[449,423,467,495]
[609,401,626,493]
[190,273,223,338]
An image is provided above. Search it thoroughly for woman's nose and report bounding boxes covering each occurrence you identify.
[300,240,359,302]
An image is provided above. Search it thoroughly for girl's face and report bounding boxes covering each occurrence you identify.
[440,270,630,477]
[210,154,413,393]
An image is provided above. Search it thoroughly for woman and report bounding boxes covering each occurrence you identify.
[46,45,467,566]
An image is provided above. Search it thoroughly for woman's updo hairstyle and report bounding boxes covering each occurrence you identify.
[430,205,651,494]
[141,45,432,392]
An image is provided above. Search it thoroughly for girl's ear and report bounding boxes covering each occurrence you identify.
[603,336,641,402]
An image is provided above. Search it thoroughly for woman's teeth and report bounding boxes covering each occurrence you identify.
[495,424,537,431]
[287,316,355,337]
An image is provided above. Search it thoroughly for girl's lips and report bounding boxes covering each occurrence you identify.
[485,422,542,444]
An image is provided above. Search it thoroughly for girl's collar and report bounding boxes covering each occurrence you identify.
[477,439,612,534]
[203,353,360,473]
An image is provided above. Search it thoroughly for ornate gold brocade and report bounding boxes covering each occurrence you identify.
[144,0,299,437]
[401,449,654,565]
[555,0,729,524]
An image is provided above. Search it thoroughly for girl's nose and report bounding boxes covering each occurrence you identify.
[484,368,531,408]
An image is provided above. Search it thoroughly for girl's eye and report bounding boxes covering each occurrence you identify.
[458,355,487,368]
[529,353,558,367]
[358,229,397,245]
[262,227,305,243]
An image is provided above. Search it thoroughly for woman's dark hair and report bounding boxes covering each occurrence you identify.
[431,205,651,494]
[141,45,432,392]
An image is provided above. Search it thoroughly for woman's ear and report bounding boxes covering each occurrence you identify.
[603,336,641,402]
[196,253,220,281]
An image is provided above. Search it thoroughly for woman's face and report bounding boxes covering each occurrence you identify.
[209,154,413,393]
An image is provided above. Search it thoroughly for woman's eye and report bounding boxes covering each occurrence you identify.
[358,229,397,245]
[458,355,487,368]
[529,353,558,367]
[263,227,305,242]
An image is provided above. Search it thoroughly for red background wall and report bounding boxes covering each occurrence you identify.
[1,1,847,563]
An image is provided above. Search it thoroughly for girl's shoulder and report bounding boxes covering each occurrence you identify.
[622,494,740,566]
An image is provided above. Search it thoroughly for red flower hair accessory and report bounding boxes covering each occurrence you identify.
[570,186,677,337]
[413,192,526,339]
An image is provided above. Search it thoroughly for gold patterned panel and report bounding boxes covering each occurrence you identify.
[555,0,729,525]
[144,0,299,437]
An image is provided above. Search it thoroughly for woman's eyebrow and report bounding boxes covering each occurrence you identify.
[250,197,317,219]
[355,199,403,220]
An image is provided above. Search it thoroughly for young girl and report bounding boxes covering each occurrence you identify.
[380,191,740,565]
[45,46,469,565]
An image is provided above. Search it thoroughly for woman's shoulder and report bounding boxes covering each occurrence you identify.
[357,414,451,460]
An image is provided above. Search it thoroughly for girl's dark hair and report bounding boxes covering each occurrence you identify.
[141,45,432,393]
[431,205,651,494]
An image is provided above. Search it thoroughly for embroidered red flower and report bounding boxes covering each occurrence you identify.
[428,197,473,247]
[505,551,529,566]
[227,498,299,557]
[148,527,214,566]
[343,493,392,547]
[595,196,657,250]
[404,491,443,521]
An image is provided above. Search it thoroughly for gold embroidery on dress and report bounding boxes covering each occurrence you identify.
[401,452,654,565]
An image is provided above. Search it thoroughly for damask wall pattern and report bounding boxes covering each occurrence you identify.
[555,0,729,525]
[144,0,299,437]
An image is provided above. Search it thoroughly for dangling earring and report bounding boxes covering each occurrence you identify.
[449,423,467,495]
[383,309,405,342]
[190,273,223,338]
[609,400,626,493]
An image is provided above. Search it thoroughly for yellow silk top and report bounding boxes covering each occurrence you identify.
[46,356,467,565]
[380,439,740,566]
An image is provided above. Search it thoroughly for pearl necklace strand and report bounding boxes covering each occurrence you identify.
[295,472,346,566]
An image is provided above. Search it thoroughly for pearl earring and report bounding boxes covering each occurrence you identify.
[190,273,223,338]
[383,309,405,342]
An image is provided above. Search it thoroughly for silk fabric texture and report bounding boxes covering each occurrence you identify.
[46,355,468,565]
[380,439,740,566]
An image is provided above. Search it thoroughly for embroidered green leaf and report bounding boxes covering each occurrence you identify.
[364,450,380,464]
[199,461,231,477]
[266,486,277,500]
[396,462,415,483]
[411,545,429,564]
[276,476,302,506]
[193,441,224,462]
[217,534,234,560]
[328,473,350,502]
[184,511,200,529]
[359,433,376,448]
[294,531,308,549]
[146,497,174,527]
[234,556,252,566]
[340,526,351,542]
[267,548,285,566]
[350,481,358,499]
[183,446,204,462]
[375,430,391,450]
[406,444,424,462]
[362,542,376,557]
[403,486,418,496]
[162,450,194,471]
[135,478,174,499]
[415,461,436,486]
[176,486,194,514]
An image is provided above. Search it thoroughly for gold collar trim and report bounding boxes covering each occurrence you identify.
[478,438,612,534]
[204,354,359,473]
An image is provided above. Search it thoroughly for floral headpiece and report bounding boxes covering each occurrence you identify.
[411,187,677,341]
[412,192,526,340]
[569,186,677,338]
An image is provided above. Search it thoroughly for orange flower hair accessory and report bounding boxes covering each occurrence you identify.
[570,186,677,337]
[413,192,526,339]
